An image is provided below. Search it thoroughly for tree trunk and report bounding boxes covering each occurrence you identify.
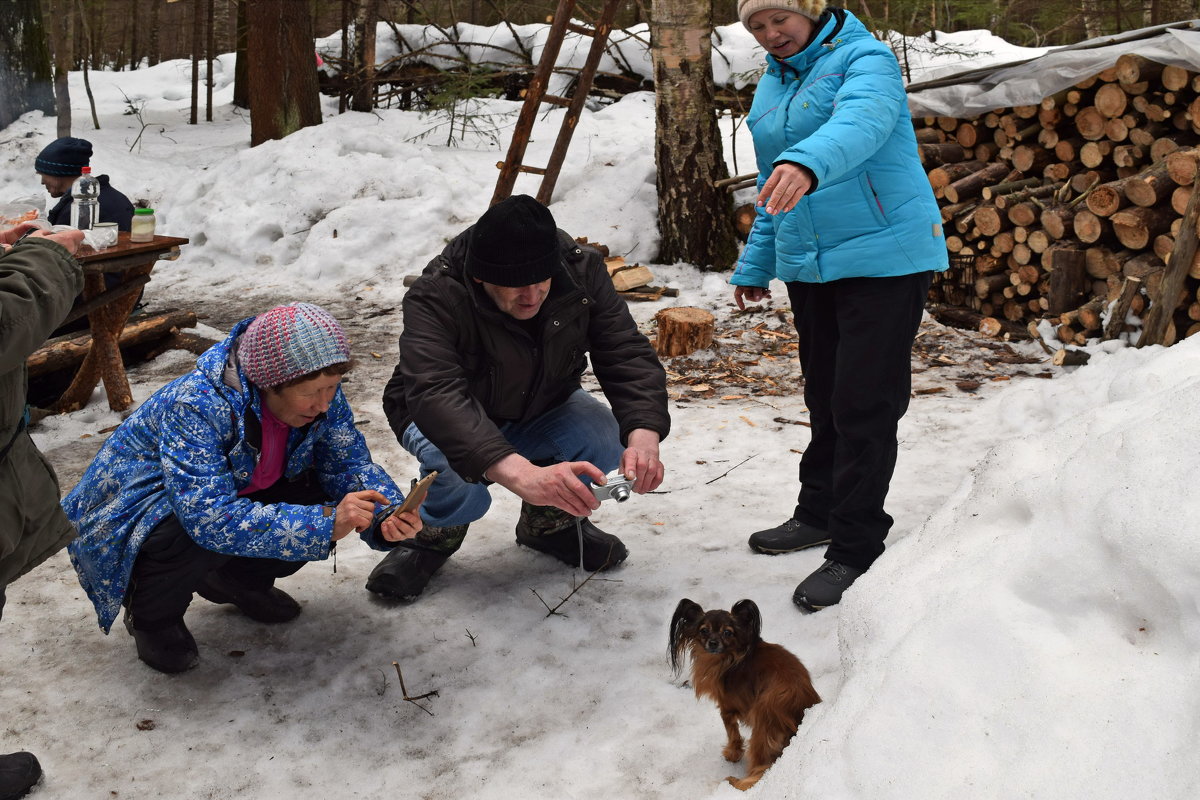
[129,0,140,69]
[190,0,203,124]
[207,0,215,122]
[0,0,56,130]
[232,0,249,109]
[349,0,378,112]
[650,0,737,270]
[46,0,73,136]
[247,0,321,147]
[147,0,159,66]
[75,0,99,129]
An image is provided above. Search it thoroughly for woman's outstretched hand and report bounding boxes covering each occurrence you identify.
[756,162,813,215]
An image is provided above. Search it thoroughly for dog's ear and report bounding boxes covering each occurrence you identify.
[669,599,704,674]
[731,599,762,644]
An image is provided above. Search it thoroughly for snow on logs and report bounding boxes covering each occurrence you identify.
[920,54,1200,347]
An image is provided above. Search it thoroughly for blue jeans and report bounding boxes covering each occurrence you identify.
[401,389,624,527]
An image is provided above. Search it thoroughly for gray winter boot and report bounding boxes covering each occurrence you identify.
[514,502,628,571]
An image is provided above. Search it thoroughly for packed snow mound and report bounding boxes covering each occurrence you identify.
[762,336,1200,800]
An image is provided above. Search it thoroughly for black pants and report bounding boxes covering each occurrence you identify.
[786,271,932,571]
[126,473,329,630]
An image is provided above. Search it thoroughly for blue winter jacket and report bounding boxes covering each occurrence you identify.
[732,8,948,287]
[65,317,404,632]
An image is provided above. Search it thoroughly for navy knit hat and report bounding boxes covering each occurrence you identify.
[35,137,93,176]
[466,195,560,287]
[238,303,351,389]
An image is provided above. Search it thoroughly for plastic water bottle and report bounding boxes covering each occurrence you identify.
[69,166,100,230]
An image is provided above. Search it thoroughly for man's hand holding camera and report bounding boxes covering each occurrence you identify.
[486,426,663,516]
[619,428,663,496]
[486,455,605,516]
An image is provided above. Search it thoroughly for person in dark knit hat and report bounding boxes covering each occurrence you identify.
[371,195,670,602]
[64,303,423,674]
[34,136,135,231]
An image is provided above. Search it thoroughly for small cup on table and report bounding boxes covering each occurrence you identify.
[90,222,119,250]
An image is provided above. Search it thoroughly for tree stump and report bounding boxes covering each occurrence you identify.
[654,307,714,357]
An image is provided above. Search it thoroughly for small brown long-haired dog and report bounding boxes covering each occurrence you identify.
[669,598,821,791]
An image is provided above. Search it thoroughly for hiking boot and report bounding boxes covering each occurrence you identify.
[792,559,866,613]
[124,614,200,674]
[515,502,628,571]
[365,545,453,601]
[196,571,301,624]
[0,752,42,800]
[748,518,831,555]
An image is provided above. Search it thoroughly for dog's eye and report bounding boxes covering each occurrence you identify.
[699,626,710,637]
[722,629,733,638]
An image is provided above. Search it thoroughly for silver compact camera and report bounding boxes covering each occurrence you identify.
[592,470,636,503]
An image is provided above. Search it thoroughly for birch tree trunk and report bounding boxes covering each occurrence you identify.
[650,0,738,270]
[1081,0,1103,39]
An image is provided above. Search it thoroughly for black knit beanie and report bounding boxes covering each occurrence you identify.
[466,195,560,287]
[35,137,93,176]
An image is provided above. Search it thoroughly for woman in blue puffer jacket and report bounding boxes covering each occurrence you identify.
[731,1,948,612]
[65,303,422,673]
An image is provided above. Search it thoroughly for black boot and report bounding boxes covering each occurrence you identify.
[747,518,831,555]
[196,570,301,624]
[792,559,866,613]
[515,502,628,571]
[365,524,467,601]
[124,612,199,674]
[0,752,41,800]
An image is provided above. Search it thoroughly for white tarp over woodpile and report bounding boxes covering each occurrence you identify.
[907,19,1200,117]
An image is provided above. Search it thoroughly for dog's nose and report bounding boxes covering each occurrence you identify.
[705,639,722,653]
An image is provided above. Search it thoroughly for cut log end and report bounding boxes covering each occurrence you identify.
[654,307,715,357]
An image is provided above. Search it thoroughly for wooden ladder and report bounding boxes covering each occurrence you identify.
[490,0,623,207]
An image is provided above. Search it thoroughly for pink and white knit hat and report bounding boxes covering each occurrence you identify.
[738,0,827,27]
[238,303,350,388]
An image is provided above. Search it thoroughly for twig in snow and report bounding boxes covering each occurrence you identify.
[531,549,619,618]
[704,454,757,484]
[391,661,439,716]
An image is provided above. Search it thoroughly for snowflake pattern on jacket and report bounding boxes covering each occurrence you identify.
[64,317,403,633]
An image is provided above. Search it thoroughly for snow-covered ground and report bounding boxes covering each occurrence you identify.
[2,22,1198,800]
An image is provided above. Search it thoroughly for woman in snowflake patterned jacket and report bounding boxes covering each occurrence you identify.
[65,303,421,674]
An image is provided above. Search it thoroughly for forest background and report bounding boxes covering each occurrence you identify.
[8,0,1200,89]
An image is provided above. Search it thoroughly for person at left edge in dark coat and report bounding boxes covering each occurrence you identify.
[64,303,423,675]
[0,222,86,800]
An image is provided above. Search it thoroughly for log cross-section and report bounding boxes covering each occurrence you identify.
[654,307,715,357]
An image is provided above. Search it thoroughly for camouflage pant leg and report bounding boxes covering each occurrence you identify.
[515,502,575,538]
[411,523,471,555]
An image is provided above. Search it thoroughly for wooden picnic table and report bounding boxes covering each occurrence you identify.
[51,231,189,413]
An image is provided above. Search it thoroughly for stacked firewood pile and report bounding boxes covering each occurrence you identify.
[920,53,1200,348]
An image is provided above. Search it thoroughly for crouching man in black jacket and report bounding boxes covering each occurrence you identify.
[369,195,670,600]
